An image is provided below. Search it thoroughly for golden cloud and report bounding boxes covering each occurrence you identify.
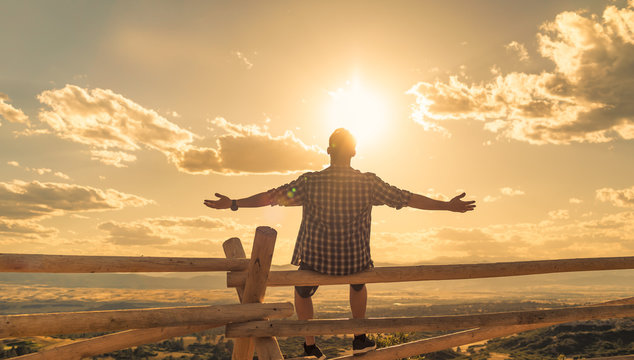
[408,2,634,144]
[596,185,634,208]
[98,216,244,245]
[0,180,152,219]
[0,92,29,126]
[0,219,58,239]
[371,210,634,264]
[36,86,325,174]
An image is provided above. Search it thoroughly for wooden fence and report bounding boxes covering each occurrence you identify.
[1,226,633,360]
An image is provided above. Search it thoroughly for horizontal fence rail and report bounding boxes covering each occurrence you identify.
[225,303,634,338]
[2,302,294,338]
[11,325,215,360]
[0,253,249,273]
[227,256,634,287]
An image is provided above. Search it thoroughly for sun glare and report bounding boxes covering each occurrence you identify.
[325,80,388,149]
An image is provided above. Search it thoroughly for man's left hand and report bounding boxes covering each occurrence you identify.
[447,192,476,213]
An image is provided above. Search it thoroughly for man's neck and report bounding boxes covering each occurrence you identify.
[330,157,351,167]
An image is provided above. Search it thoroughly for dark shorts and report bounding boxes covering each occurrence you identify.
[294,262,365,298]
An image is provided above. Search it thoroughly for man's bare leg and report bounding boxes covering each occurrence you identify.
[350,285,367,335]
[295,289,316,345]
[350,284,376,353]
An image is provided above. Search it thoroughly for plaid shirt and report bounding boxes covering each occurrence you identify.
[267,165,412,275]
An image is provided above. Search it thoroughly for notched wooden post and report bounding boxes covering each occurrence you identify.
[224,227,284,360]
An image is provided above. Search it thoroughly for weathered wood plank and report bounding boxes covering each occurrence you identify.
[227,256,634,287]
[225,304,634,338]
[0,253,249,273]
[12,325,214,360]
[255,337,285,360]
[2,302,293,337]
[228,226,283,360]
[224,237,255,360]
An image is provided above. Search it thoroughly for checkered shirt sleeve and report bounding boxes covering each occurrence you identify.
[368,173,412,209]
[267,174,307,206]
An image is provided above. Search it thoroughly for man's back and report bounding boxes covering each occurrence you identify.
[268,165,411,275]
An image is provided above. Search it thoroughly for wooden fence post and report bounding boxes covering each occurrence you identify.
[224,237,255,359]
[224,227,284,360]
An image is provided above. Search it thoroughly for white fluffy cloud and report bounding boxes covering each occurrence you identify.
[36,85,325,174]
[408,2,634,144]
[0,92,29,126]
[0,180,152,219]
[596,185,634,208]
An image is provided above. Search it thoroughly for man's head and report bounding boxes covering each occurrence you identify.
[327,128,356,162]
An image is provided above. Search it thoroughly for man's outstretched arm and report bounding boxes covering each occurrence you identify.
[407,192,476,213]
[204,192,274,210]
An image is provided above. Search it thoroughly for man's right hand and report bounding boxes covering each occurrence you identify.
[204,193,232,209]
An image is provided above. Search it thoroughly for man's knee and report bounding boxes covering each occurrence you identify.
[295,285,319,298]
[350,283,365,292]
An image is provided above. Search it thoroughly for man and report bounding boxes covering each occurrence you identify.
[204,128,475,359]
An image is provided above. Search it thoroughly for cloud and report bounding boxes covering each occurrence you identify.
[0,219,58,239]
[98,216,242,245]
[596,185,634,208]
[0,180,152,219]
[569,197,583,204]
[98,221,173,245]
[408,2,634,144]
[548,209,570,220]
[0,93,29,126]
[233,50,254,70]
[170,118,325,174]
[90,150,137,168]
[6,161,72,180]
[483,187,525,202]
[371,210,634,264]
[36,85,325,174]
[505,41,530,62]
[37,84,195,154]
[500,187,525,196]
[146,216,240,230]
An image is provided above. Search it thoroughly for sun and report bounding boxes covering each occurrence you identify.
[325,80,388,150]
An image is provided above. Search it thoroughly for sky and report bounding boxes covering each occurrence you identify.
[0,0,633,267]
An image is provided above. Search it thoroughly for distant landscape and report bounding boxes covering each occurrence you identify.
[2,268,634,315]
[1,269,634,359]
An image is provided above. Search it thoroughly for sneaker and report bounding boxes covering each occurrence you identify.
[352,334,376,355]
[303,342,326,360]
